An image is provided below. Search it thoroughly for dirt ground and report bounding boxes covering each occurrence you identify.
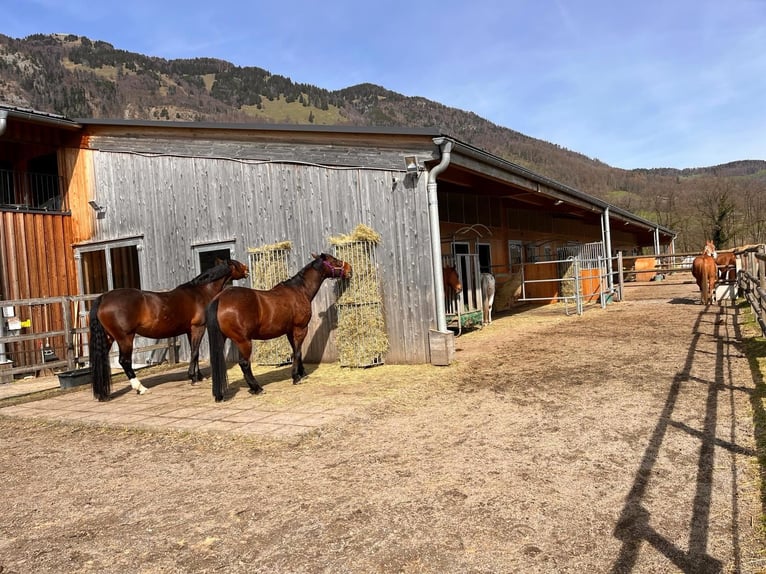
[1,273,765,573]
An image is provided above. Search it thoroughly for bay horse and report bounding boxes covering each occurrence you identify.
[206,252,352,402]
[89,258,249,401]
[481,273,496,324]
[691,241,718,305]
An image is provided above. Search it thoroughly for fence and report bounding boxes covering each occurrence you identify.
[0,294,178,383]
[736,245,766,336]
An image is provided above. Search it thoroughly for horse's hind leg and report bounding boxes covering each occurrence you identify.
[235,339,264,395]
[287,330,308,384]
[117,338,149,395]
[187,327,205,383]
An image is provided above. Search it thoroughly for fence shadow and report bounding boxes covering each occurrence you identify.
[610,303,755,573]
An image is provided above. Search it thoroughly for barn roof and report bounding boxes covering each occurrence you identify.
[1,104,675,241]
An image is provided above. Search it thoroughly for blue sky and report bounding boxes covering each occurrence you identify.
[4,0,765,170]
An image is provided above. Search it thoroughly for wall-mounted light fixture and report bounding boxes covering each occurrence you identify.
[404,155,420,174]
[88,200,107,218]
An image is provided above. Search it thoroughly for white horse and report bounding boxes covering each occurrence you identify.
[481,273,496,324]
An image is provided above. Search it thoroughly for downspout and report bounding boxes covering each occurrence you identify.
[0,110,7,135]
[654,227,660,255]
[602,207,614,293]
[428,137,453,333]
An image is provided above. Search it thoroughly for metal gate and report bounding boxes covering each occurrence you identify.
[518,241,610,315]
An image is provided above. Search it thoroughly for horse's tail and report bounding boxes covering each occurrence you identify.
[89,297,112,401]
[206,299,229,402]
[703,264,715,305]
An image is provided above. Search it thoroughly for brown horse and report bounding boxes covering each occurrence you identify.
[89,258,249,401]
[691,241,717,305]
[715,250,737,282]
[443,265,462,294]
[206,252,352,402]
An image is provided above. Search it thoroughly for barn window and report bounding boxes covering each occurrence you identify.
[76,239,143,295]
[192,241,237,274]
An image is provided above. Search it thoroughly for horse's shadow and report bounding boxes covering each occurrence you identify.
[221,363,320,400]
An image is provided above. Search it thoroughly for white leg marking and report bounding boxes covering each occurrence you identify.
[130,378,149,395]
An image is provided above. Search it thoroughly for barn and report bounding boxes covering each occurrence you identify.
[0,104,676,377]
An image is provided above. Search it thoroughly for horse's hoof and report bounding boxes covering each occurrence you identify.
[248,387,264,395]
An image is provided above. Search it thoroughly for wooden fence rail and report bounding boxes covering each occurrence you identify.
[735,245,766,336]
[0,294,178,382]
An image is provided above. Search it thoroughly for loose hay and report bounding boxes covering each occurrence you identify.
[247,243,293,365]
[331,225,388,367]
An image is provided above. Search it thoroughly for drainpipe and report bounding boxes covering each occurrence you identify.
[428,137,453,333]
[602,207,614,293]
[0,111,7,366]
[0,110,7,135]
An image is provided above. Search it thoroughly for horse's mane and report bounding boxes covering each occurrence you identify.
[280,255,324,288]
[183,260,233,287]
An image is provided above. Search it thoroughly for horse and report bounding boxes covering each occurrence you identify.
[89,258,249,401]
[206,252,352,402]
[715,250,737,282]
[442,265,462,294]
[481,272,496,324]
[691,241,718,306]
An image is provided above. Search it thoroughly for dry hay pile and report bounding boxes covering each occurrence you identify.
[247,241,293,365]
[330,224,389,367]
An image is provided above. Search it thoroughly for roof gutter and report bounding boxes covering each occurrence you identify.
[429,137,453,333]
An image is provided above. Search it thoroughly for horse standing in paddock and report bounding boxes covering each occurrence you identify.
[206,252,352,402]
[691,241,718,306]
[442,265,462,295]
[481,273,496,324]
[715,250,737,282]
[89,258,249,401]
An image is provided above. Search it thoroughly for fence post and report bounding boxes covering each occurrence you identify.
[617,252,624,302]
[62,297,75,370]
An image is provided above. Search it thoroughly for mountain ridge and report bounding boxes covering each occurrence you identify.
[1,32,764,250]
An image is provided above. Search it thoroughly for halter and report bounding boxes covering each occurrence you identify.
[322,259,347,278]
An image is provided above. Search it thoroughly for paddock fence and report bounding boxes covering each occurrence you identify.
[735,245,766,337]
[0,295,179,383]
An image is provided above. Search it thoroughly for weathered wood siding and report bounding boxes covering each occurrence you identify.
[84,134,438,364]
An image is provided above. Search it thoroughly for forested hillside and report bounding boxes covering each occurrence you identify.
[1,33,764,251]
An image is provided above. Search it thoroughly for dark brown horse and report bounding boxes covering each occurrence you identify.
[89,258,249,401]
[206,252,351,402]
[691,241,717,305]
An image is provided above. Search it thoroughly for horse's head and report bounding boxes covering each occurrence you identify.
[227,259,249,280]
[443,266,462,294]
[703,240,717,259]
[314,252,352,279]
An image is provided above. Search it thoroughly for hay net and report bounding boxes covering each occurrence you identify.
[246,241,293,366]
[330,224,389,367]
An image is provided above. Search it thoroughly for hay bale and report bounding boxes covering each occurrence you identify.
[247,243,293,366]
[331,226,388,367]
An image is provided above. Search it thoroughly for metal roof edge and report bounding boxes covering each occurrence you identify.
[76,117,444,138]
[0,103,82,130]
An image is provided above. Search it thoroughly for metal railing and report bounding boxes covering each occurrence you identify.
[0,295,178,382]
[0,169,68,212]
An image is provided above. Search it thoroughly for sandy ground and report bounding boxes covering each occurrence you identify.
[1,273,765,573]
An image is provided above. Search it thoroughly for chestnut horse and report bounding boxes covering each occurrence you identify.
[89,258,249,401]
[691,241,718,305]
[206,252,352,402]
[715,250,737,282]
[443,265,462,294]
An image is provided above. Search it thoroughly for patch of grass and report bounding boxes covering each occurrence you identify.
[739,301,766,537]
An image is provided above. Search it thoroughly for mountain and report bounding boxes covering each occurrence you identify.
[1,32,764,251]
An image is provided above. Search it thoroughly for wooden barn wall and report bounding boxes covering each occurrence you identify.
[0,210,78,367]
[86,148,435,364]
